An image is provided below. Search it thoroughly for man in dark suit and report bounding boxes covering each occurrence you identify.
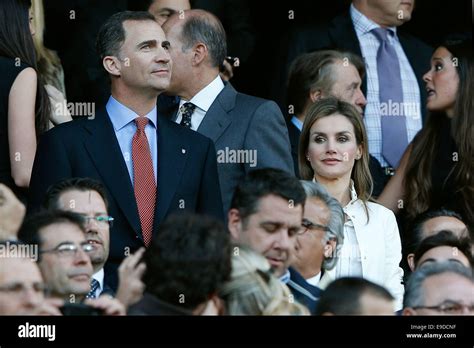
[28,11,223,290]
[228,168,321,314]
[160,10,294,213]
[278,0,433,193]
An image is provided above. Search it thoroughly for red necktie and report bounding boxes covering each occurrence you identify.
[132,117,156,246]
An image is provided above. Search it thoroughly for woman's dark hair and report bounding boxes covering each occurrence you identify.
[404,38,473,228]
[0,0,50,136]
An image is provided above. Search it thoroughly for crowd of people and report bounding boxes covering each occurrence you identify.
[0,0,472,316]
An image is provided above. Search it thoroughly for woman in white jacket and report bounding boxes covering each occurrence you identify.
[298,97,404,310]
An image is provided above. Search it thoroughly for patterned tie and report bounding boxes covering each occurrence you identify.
[179,102,196,129]
[86,278,100,299]
[372,27,408,168]
[132,117,156,247]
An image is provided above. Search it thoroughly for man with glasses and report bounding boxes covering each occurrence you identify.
[227,168,320,314]
[403,261,474,316]
[18,210,125,315]
[0,246,62,315]
[292,181,344,291]
[43,178,114,299]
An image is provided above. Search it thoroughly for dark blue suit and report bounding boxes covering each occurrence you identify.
[28,107,224,289]
[287,267,322,315]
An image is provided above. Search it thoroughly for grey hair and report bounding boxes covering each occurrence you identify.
[403,261,474,309]
[180,11,227,68]
[300,180,344,270]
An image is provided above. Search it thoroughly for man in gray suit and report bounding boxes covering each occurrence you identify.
[160,9,294,213]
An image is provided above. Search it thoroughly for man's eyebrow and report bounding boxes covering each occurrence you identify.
[137,40,157,48]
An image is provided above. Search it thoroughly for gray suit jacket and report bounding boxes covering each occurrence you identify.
[160,82,294,213]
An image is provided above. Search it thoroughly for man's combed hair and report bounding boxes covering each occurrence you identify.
[143,213,231,310]
[403,261,473,309]
[315,277,394,315]
[96,11,156,60]
[230,168,306,224]
[43,177,110,211]
[413,230,473,269]
[180,12,227,68]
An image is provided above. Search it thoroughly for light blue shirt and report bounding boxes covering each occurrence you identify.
[350,4,422,167]
[290,116,303,131]
[106,96,158,185]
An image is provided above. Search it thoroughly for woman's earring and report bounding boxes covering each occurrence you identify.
[306,156,310,161]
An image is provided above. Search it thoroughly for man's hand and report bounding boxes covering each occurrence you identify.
[0,184,26,240]
[115,247,146,308]
[85,296,126,316]
[35,298,64,316]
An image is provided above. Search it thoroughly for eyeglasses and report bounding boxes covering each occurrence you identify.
[413,301,474,314]
[78,214,114,228]
[0,282,47,296]
[298,218,330,235]
[40,242,94,258]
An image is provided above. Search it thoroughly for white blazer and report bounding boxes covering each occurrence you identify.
[327,185,405,310]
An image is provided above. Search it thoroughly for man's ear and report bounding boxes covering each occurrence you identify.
[227,209,243,241]
[324,239,336,258]
[309,90,322,103]
[103,56,122,77]
[192,43,208,66]
[407,254,415,271]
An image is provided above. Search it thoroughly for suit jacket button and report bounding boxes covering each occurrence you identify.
[182,149,186,154]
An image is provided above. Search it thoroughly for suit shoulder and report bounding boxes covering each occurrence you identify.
[39,119,88,140]
[234,92,281,112]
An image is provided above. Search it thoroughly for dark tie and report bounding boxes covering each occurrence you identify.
[86,278,100,299]
[372,27,408,168]
[132,117,156,247]
[179,102,196,129]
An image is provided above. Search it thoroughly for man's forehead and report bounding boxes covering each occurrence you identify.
[40,223,85,245]
[123,19,165,39]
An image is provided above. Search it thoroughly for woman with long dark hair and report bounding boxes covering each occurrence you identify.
[0,0,50,201]
[379,38,473,234]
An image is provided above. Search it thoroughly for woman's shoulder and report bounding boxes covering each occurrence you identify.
[0,56,32,86]
[366,200,397,220]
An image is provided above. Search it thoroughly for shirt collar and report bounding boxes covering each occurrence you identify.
[306,271,322,287]
[92,268,104,292]
[350,3,397,37]
[279,269,291,284]
[291,116,303,131]
[180,75,224,112]
[106,95,157,131]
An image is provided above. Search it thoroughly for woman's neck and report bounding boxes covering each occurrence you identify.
[315,174,352,207]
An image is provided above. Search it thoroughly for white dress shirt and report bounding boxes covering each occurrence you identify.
[350,4,422,168]
[92,268,104,298]
[306,272,322,287]
[174,76,225,131]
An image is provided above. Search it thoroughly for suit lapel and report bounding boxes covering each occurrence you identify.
[154,116,188,226]
[197,83,235,143]
[83,109,141,236]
